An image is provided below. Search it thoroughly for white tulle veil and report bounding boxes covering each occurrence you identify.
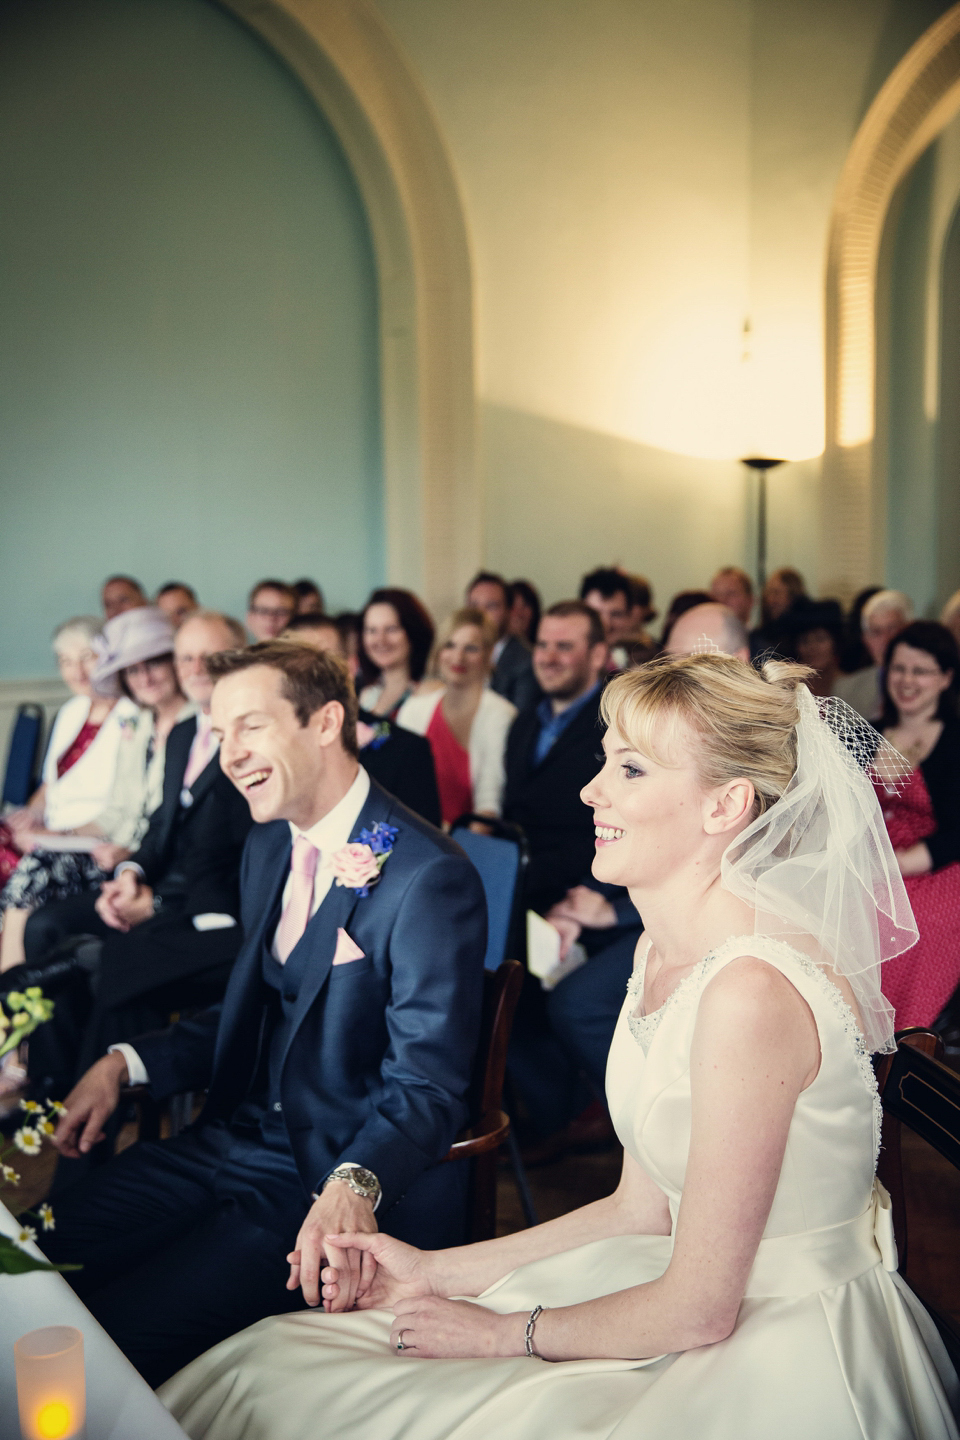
[720,684,918,1055]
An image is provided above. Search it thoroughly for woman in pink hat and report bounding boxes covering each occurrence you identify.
[0,608,190,978]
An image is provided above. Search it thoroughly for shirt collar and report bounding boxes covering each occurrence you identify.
[536,680,601,728]
[289,765,370,857]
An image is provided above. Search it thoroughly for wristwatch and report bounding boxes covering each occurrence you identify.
[321,1164,382,1210]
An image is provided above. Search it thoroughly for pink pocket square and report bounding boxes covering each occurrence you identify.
[332,927,365,966]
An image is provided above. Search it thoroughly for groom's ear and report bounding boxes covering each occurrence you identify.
[703,778,755,835]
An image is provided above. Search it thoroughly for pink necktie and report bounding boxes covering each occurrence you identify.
[275,835,320,964]
[183,721,215,790]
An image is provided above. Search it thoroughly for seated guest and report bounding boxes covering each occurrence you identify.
[503,601,609,913]
[334,611,362,680]
[292,579,325,615]
[0,609,189,973]
[580,566,656,666]
[834,588,913,721]
[839,585,882,673]
[507,579,541,645]
[664,602,750,662]
[281,616,442,826]
[101,575,148,621]
[875,621,960,1030]
[155,582,198,629]
[247,579,297,641]
[467,572,540,710]
[752,565,808,656]
[0,618,137,969]
[709,565,754,626]
[782,599,845,697]
[11,612,252,1096]
[398,609,516,824]
[357,588,436,720]
[42,641,486,1386]
[658,589,712,648]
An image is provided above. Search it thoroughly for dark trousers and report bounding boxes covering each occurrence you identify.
[44,1122,469,1387]
[19,893,242,1094]
[508,930,639,1136]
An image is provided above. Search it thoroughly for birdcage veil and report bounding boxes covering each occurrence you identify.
[720,684,917,1054]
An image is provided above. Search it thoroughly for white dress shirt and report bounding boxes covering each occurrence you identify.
[114,765,371,1086]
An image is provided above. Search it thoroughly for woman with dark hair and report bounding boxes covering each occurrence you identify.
[781,600,845,698]
[357,588,437,720]
[658,590,712,649]
[508,579,541,645]
[875,620,960,1028]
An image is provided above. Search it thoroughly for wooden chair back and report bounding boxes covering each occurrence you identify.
[876,1027,960,1365]
[444,959,525,1242]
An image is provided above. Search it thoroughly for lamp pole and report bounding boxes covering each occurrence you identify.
[740,456,786,593]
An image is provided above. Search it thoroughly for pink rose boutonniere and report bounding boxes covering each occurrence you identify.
[330,822,399,897]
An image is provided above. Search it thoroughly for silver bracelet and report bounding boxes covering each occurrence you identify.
[524,1304,544,1358]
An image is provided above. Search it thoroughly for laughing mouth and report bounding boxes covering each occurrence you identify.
[596,825,624,841]
[238,769,270,793]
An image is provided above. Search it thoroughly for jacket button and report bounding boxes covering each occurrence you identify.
[273,1101,282,1112]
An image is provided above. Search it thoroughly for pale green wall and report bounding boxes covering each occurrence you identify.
[0,0,382,678]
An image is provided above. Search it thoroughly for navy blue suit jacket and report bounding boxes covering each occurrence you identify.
[135,779,487,1214]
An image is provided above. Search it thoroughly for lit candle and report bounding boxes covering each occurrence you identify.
[14,1326,85,1440]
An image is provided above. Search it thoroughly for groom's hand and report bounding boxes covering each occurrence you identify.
[53,1050,128,1157]
[287,1182,378,1312]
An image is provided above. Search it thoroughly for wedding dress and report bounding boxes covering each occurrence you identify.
[161,932,959,1440]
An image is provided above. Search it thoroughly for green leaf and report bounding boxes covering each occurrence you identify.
[0,1234,81,1275]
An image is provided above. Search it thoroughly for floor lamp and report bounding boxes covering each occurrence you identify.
[741,456,786,593]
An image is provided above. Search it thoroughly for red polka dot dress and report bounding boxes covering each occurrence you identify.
[876,765,960,1028]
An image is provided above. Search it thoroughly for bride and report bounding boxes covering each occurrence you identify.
[162,653,959,1439]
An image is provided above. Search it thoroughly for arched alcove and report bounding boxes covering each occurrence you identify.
[823,2,960,598]
[219,0,479,617]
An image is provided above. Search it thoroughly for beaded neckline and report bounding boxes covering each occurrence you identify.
[625,934,883,1161]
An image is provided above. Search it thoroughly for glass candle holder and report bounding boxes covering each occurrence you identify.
[14,1326,85,1440]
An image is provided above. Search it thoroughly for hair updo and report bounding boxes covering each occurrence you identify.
[600,652,813,815]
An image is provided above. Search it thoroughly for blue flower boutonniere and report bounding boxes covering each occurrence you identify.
[330,822,399,897]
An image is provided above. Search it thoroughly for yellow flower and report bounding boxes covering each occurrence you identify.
[1,1164,20,1185]
[40,1119,55,1135]
[10,1013,28,1028]
[16,1225,37,1246]
[37,1204,55,1231]
[13,1126,42,1156]
[19,1098,41,1113]
[46,1099,66,1116]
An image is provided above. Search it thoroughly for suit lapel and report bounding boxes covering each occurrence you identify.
[278,782,396,1068]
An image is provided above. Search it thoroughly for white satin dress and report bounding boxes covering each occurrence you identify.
[161,936,960,1439]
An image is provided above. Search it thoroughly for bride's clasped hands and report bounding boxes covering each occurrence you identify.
[320,1230,521,1358]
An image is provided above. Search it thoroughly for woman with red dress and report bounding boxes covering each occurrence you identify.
[875,620,960,1029]
[398,608,516,827]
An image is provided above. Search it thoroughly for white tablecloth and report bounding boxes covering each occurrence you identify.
[0,1199,186,1440]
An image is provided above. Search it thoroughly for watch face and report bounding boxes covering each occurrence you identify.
[352,1167,379,1193]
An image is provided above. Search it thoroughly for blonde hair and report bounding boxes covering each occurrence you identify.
[432,607,497,672]
[600,652,812,815]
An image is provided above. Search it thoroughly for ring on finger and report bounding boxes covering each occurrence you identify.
[395,1329,410,1352]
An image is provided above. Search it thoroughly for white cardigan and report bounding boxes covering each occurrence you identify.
[41,695,140,832]
[397,687,517,816]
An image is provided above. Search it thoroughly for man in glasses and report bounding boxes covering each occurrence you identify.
[247,580,298,642]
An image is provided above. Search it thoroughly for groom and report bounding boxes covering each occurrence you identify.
[45,642,487,1386]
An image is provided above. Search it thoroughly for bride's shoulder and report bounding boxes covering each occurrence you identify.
[695,953,818,1053]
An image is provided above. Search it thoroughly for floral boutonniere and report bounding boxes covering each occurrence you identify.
[330,822,399,897]
[356,719,391,752]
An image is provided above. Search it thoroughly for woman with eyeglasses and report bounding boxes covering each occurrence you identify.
[0,609,191,977]
[874,620,960,1029]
